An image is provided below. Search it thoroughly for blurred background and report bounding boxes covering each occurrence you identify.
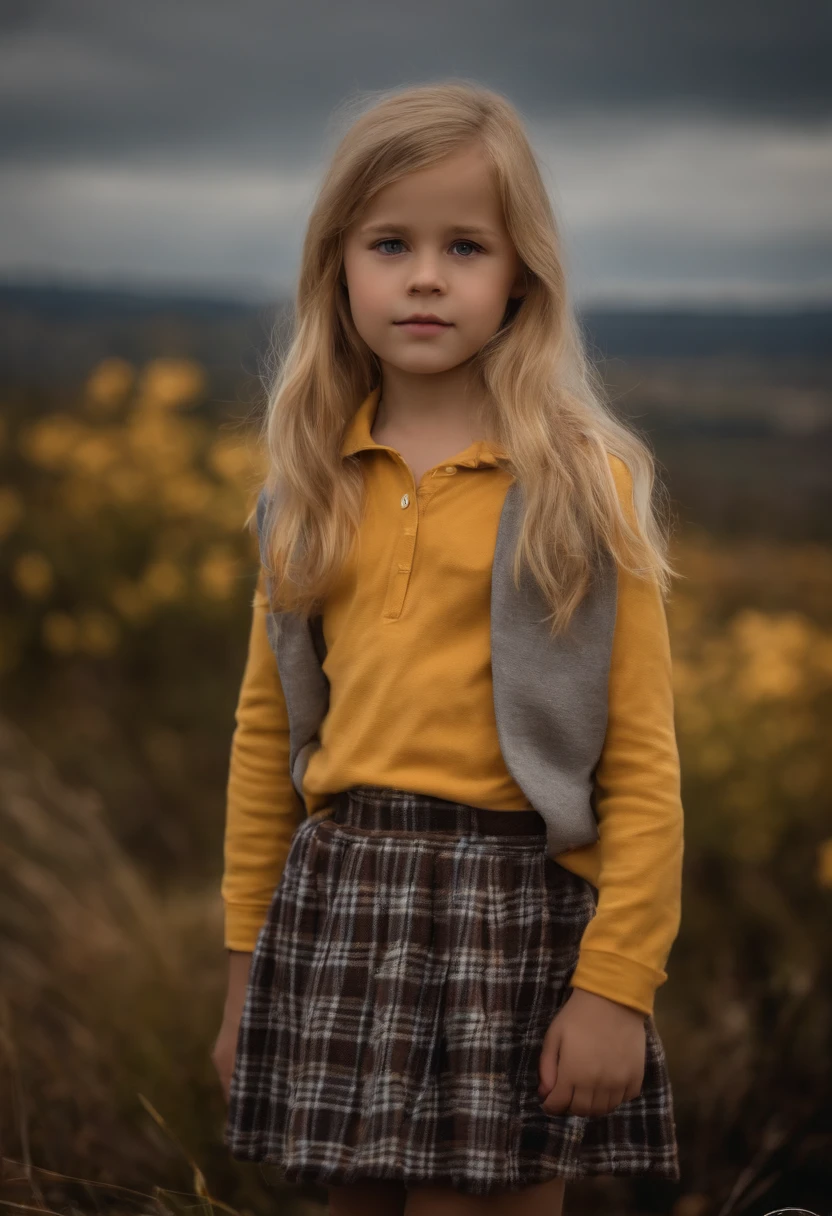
[1,3,830,1214]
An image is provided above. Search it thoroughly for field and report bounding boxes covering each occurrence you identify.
[1,293,830,1215]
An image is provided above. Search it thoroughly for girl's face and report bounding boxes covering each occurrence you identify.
[342,144,526,377]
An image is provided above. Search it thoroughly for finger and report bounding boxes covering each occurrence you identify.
[609,1086,630,1111]
[541,1079,575,1116]
[625,1073,645,1102]
[564,1084,596,1117]
[537,1062,557,1100]
[587,1087,620,1117]
[537,1034,561,1096]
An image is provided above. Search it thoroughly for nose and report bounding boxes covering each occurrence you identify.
[405,251,446,293]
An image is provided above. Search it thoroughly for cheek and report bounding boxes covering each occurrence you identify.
[460,269,513,323]
[346,268,389,322]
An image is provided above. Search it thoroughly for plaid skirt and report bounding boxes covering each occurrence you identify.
[224,785,680,1195]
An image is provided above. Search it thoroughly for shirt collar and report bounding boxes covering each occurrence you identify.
[340,384,509,468]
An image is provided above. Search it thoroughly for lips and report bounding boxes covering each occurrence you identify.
[395,317,451,325]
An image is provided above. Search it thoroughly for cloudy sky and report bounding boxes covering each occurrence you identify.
[1,0,830,306]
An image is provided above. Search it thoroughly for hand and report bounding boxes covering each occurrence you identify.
[537,986,646,1117]
[211,1012,242,1105]
[211,949,253,1105]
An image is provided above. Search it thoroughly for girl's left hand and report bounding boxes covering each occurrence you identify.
[537,987,646,1117]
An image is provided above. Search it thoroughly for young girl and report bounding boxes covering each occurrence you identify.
[212,80,684,1215]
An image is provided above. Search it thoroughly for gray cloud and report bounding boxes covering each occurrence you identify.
[1,0,829,165]
[0,0,829,303]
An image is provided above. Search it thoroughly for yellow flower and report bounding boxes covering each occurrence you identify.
[42,612,78,654]
[126,412,173,460]
[13,552,54,599]
[19,416,83,469]
[84,357,135,414]
[818,839,832,888]
[109,579,152,624]
[105,467,147,505]
[142,559,184,603]
[126,413,200,476]
[136,357,206,411]
[732,610,814,702]
[208,436,256,482]
[70,433,120,477]
[77,610,120,656]
[198,548,240,600]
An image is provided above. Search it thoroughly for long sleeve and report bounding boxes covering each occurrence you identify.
[567,457,685,1017]
[221,566,306,951]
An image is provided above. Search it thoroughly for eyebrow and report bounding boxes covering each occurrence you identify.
[358,221,499,240]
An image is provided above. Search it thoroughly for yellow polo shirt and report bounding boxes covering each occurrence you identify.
[221,386,684,1017]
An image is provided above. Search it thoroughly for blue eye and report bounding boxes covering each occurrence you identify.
[373,239,482,257]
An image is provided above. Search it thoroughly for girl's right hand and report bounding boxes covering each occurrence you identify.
[211,1014,242,1104]
[211,950,254,1104]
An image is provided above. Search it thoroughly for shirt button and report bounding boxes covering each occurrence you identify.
[444,465,457,474]
[400,493,410,508]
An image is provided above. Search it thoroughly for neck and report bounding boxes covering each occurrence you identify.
[374,367,494,442]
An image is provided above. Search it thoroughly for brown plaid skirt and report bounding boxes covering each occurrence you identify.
[224,785,680,1195]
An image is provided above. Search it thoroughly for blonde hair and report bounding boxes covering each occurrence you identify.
[253,78,679,636]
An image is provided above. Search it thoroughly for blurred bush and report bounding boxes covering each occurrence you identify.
[0,356,266,881]
[6,355,261,664]
[661,534,832,1212]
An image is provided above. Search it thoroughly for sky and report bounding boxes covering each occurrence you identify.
[1,0,830,307]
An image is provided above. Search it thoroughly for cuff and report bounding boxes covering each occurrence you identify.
[569,947,668,1017]
[223,899,273,952]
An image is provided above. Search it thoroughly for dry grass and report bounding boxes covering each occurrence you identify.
[0,715,323,1215]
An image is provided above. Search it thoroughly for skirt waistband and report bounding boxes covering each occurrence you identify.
[330,785,546,839]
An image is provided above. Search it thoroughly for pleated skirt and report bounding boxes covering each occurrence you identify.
[224,784,680,1195]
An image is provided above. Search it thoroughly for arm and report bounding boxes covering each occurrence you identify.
[213,566,304,1100]
[221,565,306,951]
[568,456,685,1018]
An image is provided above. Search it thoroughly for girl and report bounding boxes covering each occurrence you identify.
[212,80,684,1216]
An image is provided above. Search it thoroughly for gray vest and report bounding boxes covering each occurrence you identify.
[255,481,617,858]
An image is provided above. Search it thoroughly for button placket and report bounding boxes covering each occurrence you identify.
[383,456,462,621]
[384,486,418,619]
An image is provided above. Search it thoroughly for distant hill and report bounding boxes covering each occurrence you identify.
[0,279,829,391]
[581,305,831,360]
[0,281,281,394]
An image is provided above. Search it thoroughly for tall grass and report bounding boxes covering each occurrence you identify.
[0,716,322,1215]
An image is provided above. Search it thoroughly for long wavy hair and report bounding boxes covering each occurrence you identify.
[253,78,679,636]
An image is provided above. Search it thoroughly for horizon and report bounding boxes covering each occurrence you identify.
[2,271,831,316]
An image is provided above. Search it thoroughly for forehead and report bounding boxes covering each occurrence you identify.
[354,146,506,234]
